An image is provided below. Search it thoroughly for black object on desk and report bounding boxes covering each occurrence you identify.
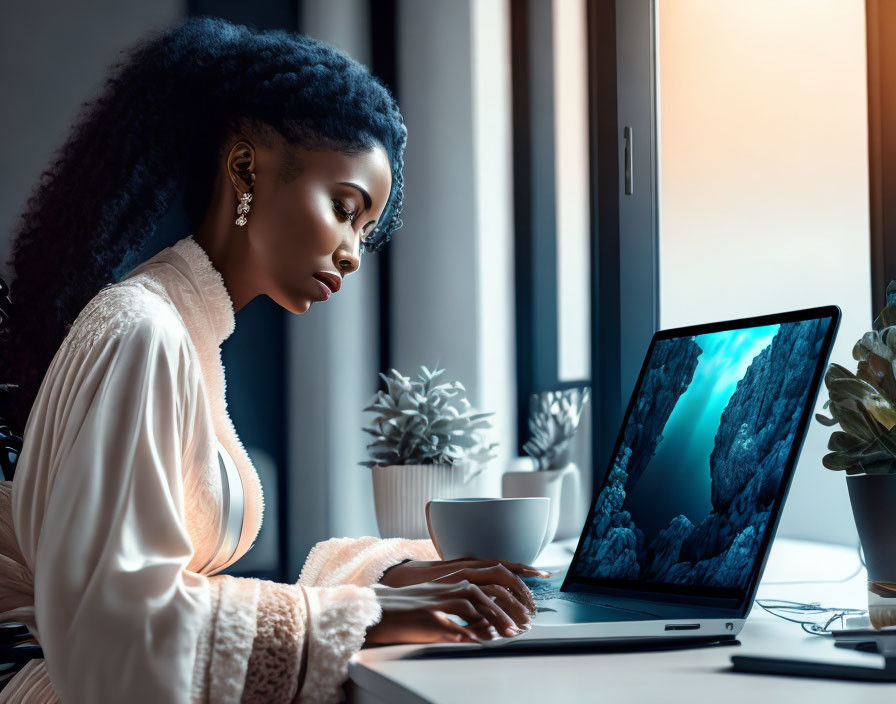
[731,625,896,681]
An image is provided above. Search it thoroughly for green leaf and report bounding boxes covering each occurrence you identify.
[827,431,864,452]
[363,403,402,418]
[828,377,896,430]
[822,451,857,471]
[464,411,495,422]
[825,363,857,386]
[858,458,896,474]
[854,331,894,363]
[826,399,880,442]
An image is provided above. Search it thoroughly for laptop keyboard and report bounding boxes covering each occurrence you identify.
[522,571,660,620]
[521,571,566,601]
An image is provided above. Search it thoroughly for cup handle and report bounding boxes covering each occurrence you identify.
[424,500,444,560]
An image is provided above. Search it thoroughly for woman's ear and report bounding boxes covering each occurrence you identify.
[227,139,256,195]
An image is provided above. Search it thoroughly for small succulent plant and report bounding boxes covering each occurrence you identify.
[816,280,896,474]
[523,386,591,471]
[358,365,499,474]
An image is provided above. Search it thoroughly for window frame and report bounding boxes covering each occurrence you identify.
[512,0,660,487]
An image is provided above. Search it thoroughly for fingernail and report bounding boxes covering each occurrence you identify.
[504,626,522,636]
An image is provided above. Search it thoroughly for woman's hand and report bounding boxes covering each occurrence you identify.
[365,574,533,645]
[370,558,555,643]
[379,557,553,590]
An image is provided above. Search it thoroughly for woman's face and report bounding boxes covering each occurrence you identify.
[243,141,393,314]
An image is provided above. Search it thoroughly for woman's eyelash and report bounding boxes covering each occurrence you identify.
[333,198,371,244]
[332,199,356,224]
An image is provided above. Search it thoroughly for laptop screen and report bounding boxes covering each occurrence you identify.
[565,307,839,604]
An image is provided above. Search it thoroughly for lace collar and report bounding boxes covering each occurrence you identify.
[167,235,236,348]
[120,233,263,567]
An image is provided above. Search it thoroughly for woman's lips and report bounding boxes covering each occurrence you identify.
[313,276,331,300]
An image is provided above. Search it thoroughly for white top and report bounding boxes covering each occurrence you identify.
[1,235,437,704]
[6,235,269,702]
[210,439,244,572]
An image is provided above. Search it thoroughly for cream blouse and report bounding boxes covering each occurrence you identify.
[0,235,439,703]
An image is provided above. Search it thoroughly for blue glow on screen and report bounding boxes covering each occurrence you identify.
[573,317,830,590]
[626,325,780,541]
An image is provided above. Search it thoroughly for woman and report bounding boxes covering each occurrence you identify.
[0,17,546,703]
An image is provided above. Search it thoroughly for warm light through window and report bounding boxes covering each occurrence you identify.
[553,0,591,382]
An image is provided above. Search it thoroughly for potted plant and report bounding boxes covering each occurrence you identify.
[359,365,499,539]
[503,387,591,543]
[816,280,896,628]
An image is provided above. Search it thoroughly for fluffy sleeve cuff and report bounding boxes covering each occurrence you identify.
[296,585,382,704]
[299,537,441,588]
[191,537,441,702]
[192,575,381,704]
[191,575,261,703]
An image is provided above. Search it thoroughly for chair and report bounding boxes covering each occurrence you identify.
[0,274,41,693]
[0,274,21,483]
[0,624,42,692]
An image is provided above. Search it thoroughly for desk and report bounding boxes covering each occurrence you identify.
[348,538,891,703]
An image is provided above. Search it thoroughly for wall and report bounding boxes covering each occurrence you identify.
[657,0,870,546]
[1,1,185,279]
[287,0,385,575]
[394,0,517,498]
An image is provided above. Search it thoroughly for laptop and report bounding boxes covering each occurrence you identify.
[485,304,841,649]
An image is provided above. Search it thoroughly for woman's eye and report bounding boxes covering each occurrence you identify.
[332,199,356,224]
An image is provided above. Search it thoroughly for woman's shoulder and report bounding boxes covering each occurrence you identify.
[61,278,188,357]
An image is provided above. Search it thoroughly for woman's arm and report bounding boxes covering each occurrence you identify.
[16,313,209,703]
[198,574,381,704]
[14,307,388,704]
[298,536,440,588]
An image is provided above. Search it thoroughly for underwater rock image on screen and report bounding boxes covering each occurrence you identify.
[575,318,830,590]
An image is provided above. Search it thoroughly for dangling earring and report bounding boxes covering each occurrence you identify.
[235,191,253,227]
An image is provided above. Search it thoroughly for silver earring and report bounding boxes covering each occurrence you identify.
[235,191,252,226]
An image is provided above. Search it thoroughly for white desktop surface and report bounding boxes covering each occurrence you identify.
[348,537,889,703]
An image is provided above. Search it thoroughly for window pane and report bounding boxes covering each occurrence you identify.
[657,0,870,544]
[553,0,591,382]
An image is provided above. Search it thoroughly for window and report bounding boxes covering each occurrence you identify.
[654,0,870,545]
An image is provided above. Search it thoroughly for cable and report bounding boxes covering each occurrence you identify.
[756,538,869,636]
[754,598,867,636]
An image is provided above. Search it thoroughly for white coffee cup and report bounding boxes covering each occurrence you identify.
[425,497,552,565]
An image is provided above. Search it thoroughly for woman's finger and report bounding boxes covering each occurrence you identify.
[482,564,538,614]
[431,610,491,643]
[438,596,500,634]
[479,584,532,628]
[461,583,521,636]
[483,558,554,577]
[450,557,554,578]
[436,587,515,636]
[435,565,537,614]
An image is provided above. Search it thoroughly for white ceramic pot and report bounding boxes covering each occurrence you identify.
[554,462,588,540]
[371,462,488,539]
[501,467,565,548]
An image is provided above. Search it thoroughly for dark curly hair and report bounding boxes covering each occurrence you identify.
[0,15,407,440]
